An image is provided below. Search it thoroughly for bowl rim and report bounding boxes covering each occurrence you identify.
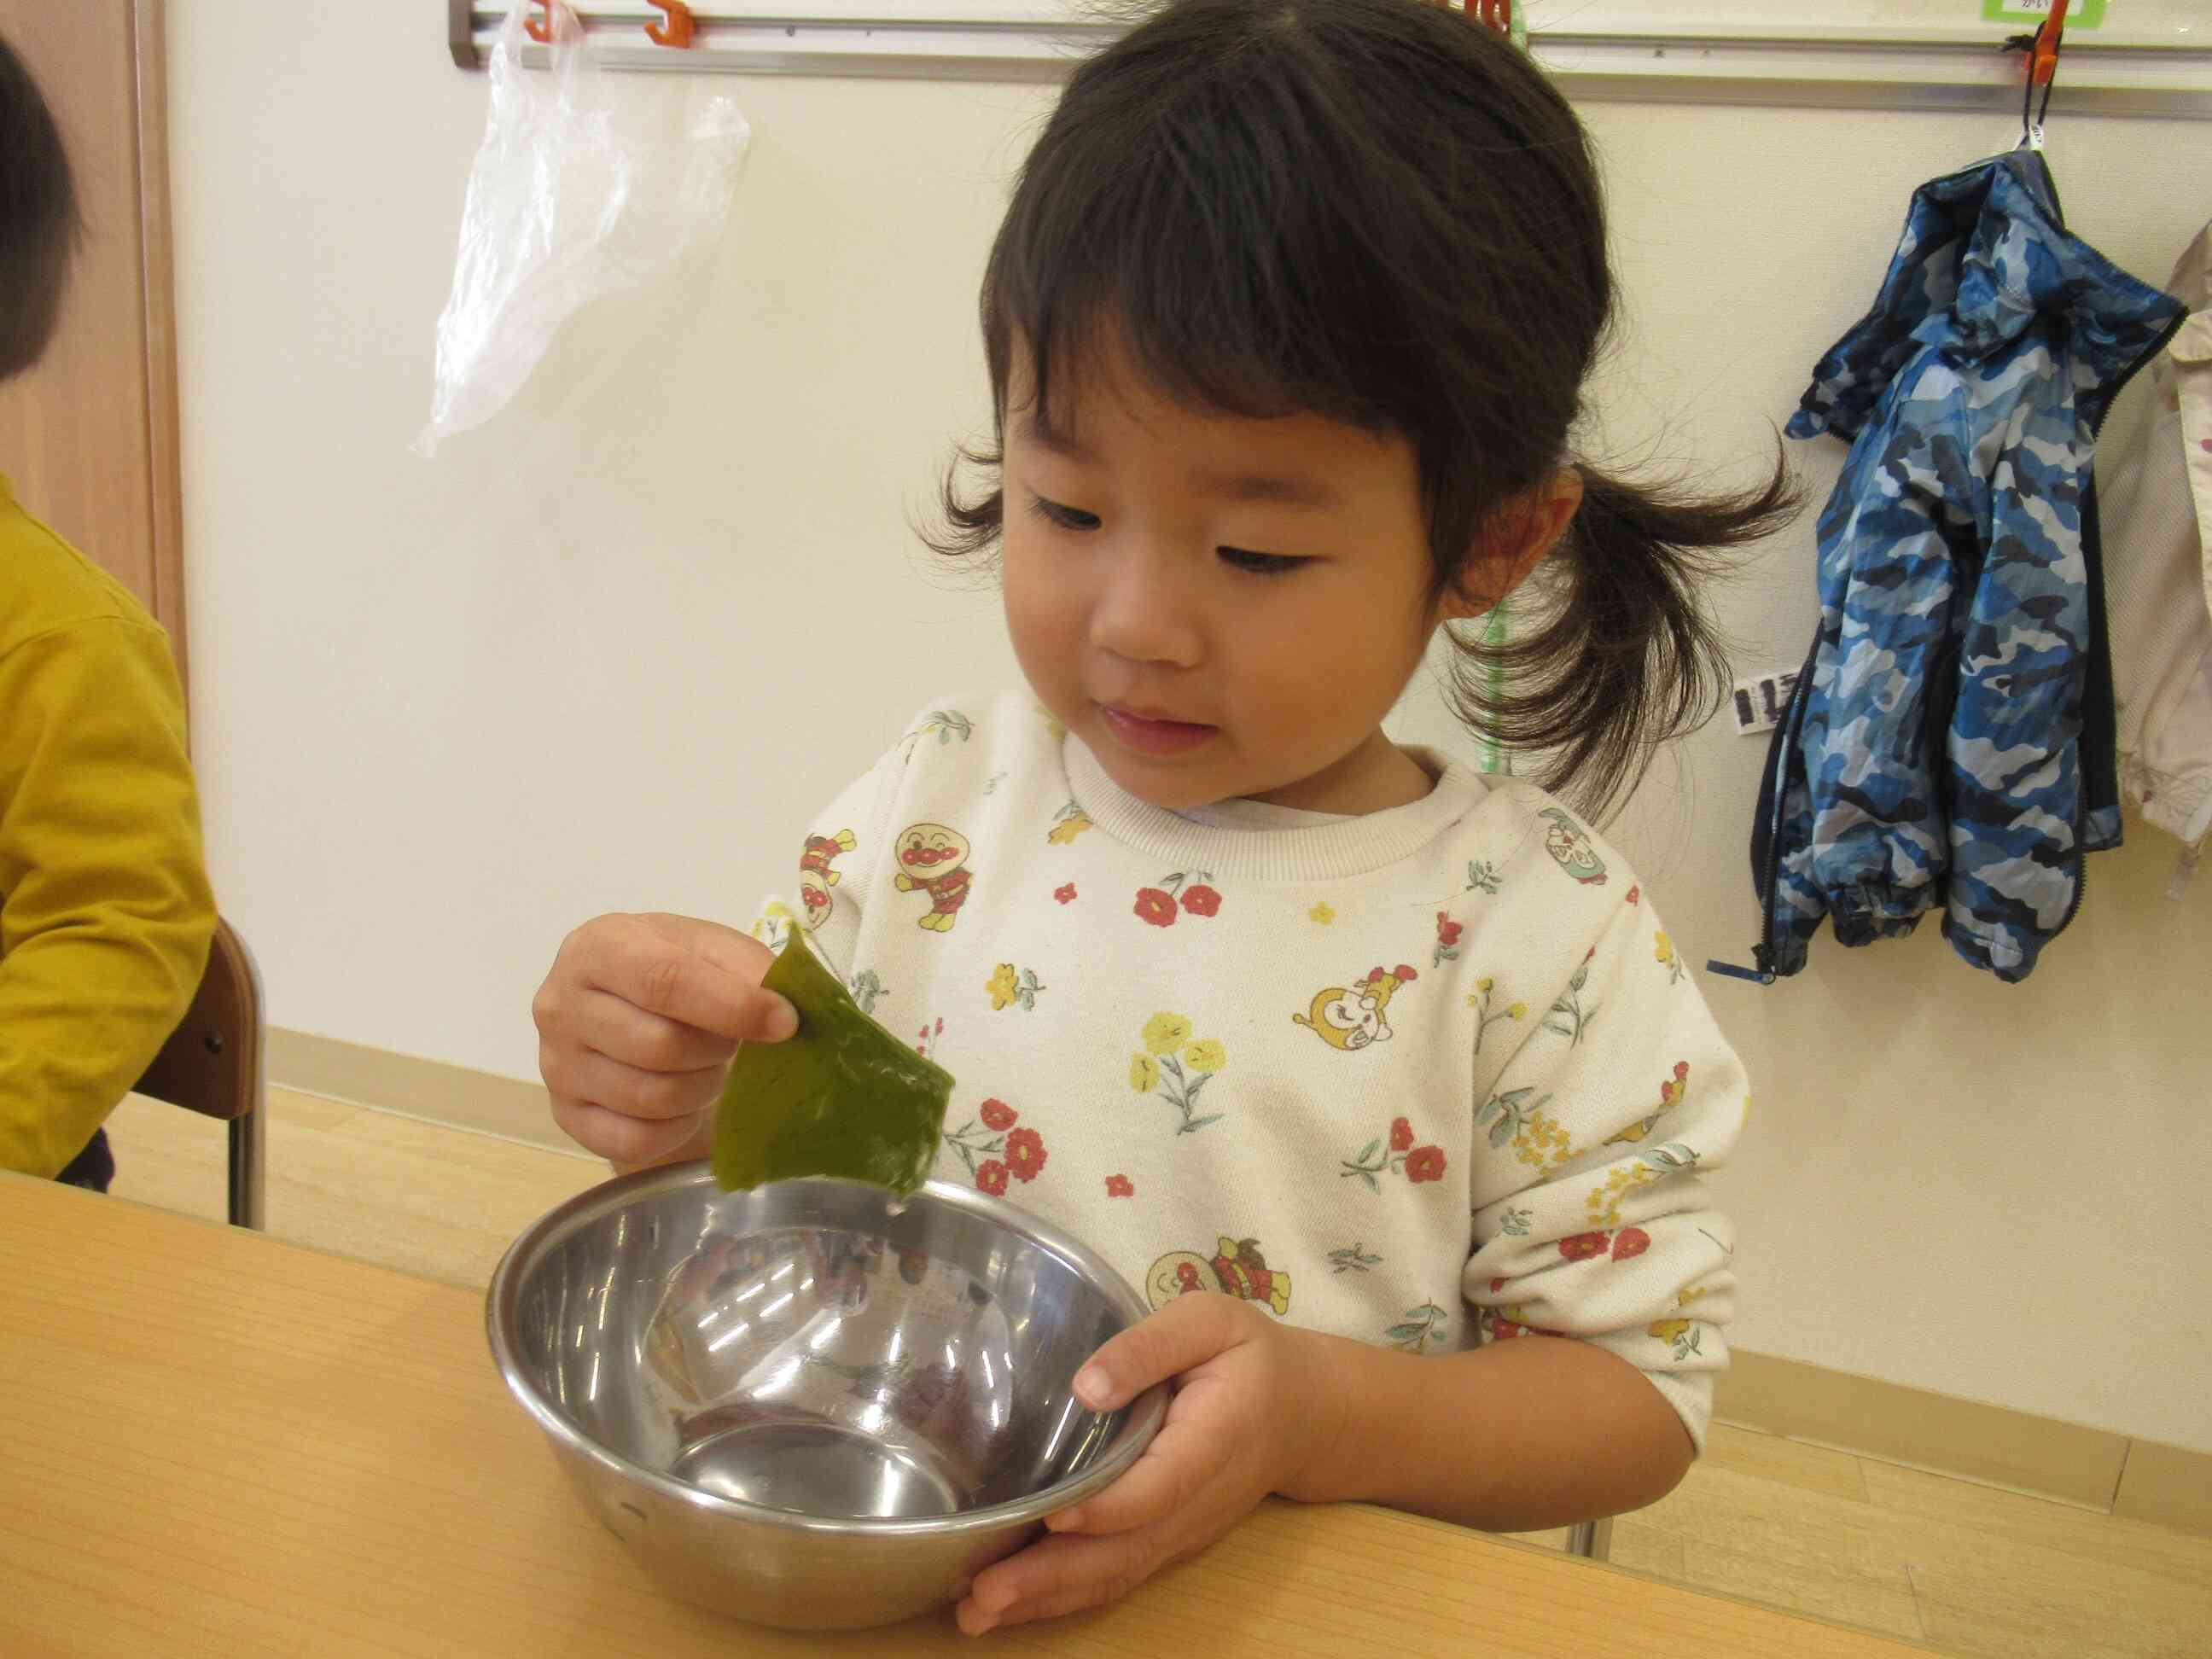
[485,1162,1170,1538]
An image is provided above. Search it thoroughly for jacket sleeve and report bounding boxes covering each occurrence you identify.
[1464,893,1747,1454]
[0,619,216,1177]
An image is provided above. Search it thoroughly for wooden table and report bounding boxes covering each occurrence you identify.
[0,1174,1940,1657]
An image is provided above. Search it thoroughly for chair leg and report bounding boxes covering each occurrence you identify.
[227,1104,266,1230]
[1564,1516,1613,1562]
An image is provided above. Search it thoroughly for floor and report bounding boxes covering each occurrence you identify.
[106,1089,2211,1659]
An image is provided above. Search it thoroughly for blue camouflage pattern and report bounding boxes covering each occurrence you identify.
[1758,149,2185,982]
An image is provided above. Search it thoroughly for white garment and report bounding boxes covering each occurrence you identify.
[2103,219,2212,856]
[765,695,1746,1452]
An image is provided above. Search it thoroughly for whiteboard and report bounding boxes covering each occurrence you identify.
[456,3,2212,113]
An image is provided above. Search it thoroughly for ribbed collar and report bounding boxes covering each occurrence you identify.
[1061,735,1488,882]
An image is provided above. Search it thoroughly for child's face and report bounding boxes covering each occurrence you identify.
[1001,333,1475,814]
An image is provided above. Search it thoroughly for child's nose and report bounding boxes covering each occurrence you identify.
[1088,546,1204,669]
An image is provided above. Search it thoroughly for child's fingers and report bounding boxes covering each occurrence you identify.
[1070,1290,1259,1412]
[1045,1415,1227,1537]
[550,1043,727,1121]
[549,1097,709,1167]
[557,914,795,1044]
[564,987,740,1077]
[958,1526,1167,1636]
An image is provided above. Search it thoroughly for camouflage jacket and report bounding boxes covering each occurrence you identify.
[1749,149,2185,983]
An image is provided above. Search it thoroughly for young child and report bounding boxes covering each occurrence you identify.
[1,31,215,1189]
[532,0,1793,1633]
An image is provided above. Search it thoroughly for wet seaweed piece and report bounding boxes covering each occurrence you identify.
[710,928,952,1195]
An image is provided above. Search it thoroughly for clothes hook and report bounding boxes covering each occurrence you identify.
[645,2,696,49]
[1470,0,1511,31]
[2004,0,2068,150]
[524,0,556,45]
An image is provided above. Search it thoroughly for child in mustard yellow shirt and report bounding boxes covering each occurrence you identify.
[2,32,213,1187]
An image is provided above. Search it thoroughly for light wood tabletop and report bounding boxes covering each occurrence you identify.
[0,1173,1944,1657]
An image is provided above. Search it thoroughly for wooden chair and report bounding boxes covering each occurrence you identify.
[1565,1516,1614,1561]
[132,917,265,1229]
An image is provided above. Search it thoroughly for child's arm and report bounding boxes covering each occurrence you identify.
[959,885,1743,1634]
[0,620,215,1177]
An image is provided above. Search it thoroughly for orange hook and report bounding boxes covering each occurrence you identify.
[524,0,554,45]
[645,2,696,49]
[2028,0,2069,86]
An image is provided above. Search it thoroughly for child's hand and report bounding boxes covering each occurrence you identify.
[533,912,797,1167]
[956,1292,1349,1637]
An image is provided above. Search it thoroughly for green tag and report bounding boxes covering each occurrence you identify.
[1981,0,2104,26]
[709,926,953,1196]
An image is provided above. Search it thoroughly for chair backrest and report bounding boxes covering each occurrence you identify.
[134,917,265,1124]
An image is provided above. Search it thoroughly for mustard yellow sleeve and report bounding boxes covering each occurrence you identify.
[0,616,215,1177]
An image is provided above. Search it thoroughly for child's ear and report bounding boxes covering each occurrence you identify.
[1439,468,1585,622]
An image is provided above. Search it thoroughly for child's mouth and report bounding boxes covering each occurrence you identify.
[1100,705,1217,756]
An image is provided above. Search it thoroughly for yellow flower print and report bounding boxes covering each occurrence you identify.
[1131,1016,1227,1133]
[1308,902,1336,925]
[1587,1162,1660,1228]
[1649,1318,1691,1344]
[1477,1086,1574,1177]
[986,962,1045,1012]
[1470,977,1528,1054]
[1142,1012,1193,1056]
[1654,930,1685,986]
[1048,802,1093,844]
[1183,1039,1226,1073]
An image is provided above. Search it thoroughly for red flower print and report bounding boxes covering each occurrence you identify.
[1435,911,1463,948]
[979,1098,1016,1132]
[1489,1276,1507,1294]
[1179,883,1222,917]
[1673,1061,1690,1080]
[1491,1316,1528,1342]
[975,1160,1010,1197]
[1559,1231,1612,1262]
[1003,1126,1046,1183]
[1394,964,1417,981]
[1105,1174,1133,1198]
[1054,882,1077,905]
[1627,885,1641,905]
[1404,1144,1447,1184]
[1388,1116,1415,1154]
[1133,888,1179,928]
[1611,1227,1651,1261]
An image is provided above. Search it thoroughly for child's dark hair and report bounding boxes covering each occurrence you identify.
[0,30,79,381]
[929,0,1799,818]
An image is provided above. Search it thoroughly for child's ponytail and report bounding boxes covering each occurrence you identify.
[1441,455,1802,823]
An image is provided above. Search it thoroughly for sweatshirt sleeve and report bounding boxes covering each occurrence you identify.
[0,618,217,1177]
[1462,890,1747,1455]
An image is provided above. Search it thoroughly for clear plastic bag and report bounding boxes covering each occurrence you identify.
[417,3,751,455]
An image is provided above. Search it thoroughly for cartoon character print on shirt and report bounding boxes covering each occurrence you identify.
[1537,806,1608,886]
[1292,963,1418,1051]
[797,829,857,931]
[1147,1237,1291,1316]
[892,822,973,932]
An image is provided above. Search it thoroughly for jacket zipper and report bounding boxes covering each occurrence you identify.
[1708,641,1818,985]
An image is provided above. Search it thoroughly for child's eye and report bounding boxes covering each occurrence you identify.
[1219,547,1307,576]
[1027,494,1101,533]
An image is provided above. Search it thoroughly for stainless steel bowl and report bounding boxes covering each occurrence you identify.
[486,1165,1167,1630]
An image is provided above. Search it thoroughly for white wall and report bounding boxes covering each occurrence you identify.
[166,3,2211,1452]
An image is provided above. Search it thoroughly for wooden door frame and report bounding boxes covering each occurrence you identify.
[130,0,188,702]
